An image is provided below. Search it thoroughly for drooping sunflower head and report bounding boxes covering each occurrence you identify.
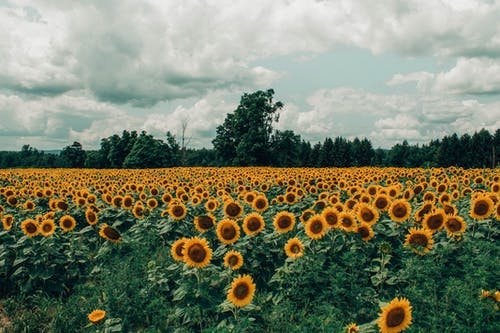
[59,215,76,232]
[88,309,106,323]
[273,211,296,233]
[2,214,14,231]
[227,274,256,307]
[242,212,265,236]
[223,250,244,270]
[171,237,188,262]
[423,209,446,233]
[444,215,466,236]
[389,199,412,223]
[194,214,215,233]
[377,297,412,333]
[356,203,379,225]
[40,219,56,237]
[305,214,327,240]
[216,219,241,244]
[356,222,375,242]
[404,227,433,255]
[182,237,212,268]
[321,207,340,228]
[284,237,304,259]
[21,218,39,237]
[223,201,243,219]
[99,224,122,243]
[470,196,494,220]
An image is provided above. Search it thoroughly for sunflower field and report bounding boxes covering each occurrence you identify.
[0,167,498,333]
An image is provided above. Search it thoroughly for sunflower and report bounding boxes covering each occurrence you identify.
[161,193,173,205]
[132,202,145,219]
[496,202,500,220]
[305,214,327,240]
[2,214,14,231]
[183,237,212,268]
[356,222,375,242]
[273,211,296,233]
[216,219,241,244]
[242,212,265,236]
[388,199,412,222]
[88,309,106,323]
[6,195,18,207]
[146,198,158,209]
[40,219,56,237]
[59,215,76,232]
[404,228,433,255]
[299,209,315,224]
[356,203,379,225]
[374,194,391,211]
[205,198,219,212]
[169,202,187,220]
[444,215,466,235]
[339,211,357,232]
[415,202,434,222]
[470,196,494,220]
[252,195,269,212]
[22,200,35,211]
[111,195,123,208]
[223,201,243,219]
[85,209,98,225]
[223,250,244,270]
[321,207,339,228]
[21,218,39,237]
[284,192,297,204]
[56,200,69,211]
[171,237,188,261]
[345,323,359,333]
[227,274,256,307]
[284,237,304,259]
[99,224,122,243]
[194,214,215,233]
[422,209,446,233]
[377,297,412,333]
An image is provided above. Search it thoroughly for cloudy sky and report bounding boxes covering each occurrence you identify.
[1,0,500,151]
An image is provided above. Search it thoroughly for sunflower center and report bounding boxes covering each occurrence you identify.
[285,193,295,203]
[228,255,239,266]
[392,203,407,218]
[62,219,73,229]
[225,203,241,217]
[103,226,121,240]
[234,283,249,299]
[446,218,462,232]
[188,244,206,263]
[375,198,388,209]
[386,307,406,327]
[310,220,323,234]
[247,217,261,231]
[255,199,266,209]
[172,205,185,217]
[358,226,370,238]
[42,223,53,232]
[342,217,353,227]
[474,201,489,216]
[324,213,337,226]
[426,215,443,230]
[197,216,214,229]
[409,233,428,247]
[277,216,292,229]
[221,224,236,240]
[290,244,301,254]
[87,213,96,222]
[175,243,185,257]
[26,222,37,234]
[361,208,374,222]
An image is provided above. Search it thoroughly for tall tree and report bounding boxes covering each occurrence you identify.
[60,141,86,168]
[270,130,301,167]
[212,89,283,165]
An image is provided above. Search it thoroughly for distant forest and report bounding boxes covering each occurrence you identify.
[1,89,499,169]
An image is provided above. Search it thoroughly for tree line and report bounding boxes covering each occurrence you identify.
[1,89,499,169]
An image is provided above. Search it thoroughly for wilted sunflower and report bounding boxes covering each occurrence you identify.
[224,250,244,270]
[223,201,243,219]
[2,214,14,231]
[356,203,379,225]
[252,195,269,212]
[40,219,56,237]
[194,214,215,233]
[171,237,188,262]
[273,211,296,233]
[284,237,304,259]
[470,196,494,220]
[339,211,357,232]
[345,323,359,333]
[216,219,241,244]
[88,309,106,323]
[321,207,340,228]
[169,202,187,220]
[227,274,256,307]
[444,215,466,235]
[305,214,327,240]
[404,227,433,255]
[377,297,412,333]
[183,237,212,268]
[21,218,39,237]
[422,209,446,233]
[99,224,122,243]
[242,212,265,236]
[356,222,375,242]
[388,199,412,222]
[59,215,76,232]
[85,209,98,225]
